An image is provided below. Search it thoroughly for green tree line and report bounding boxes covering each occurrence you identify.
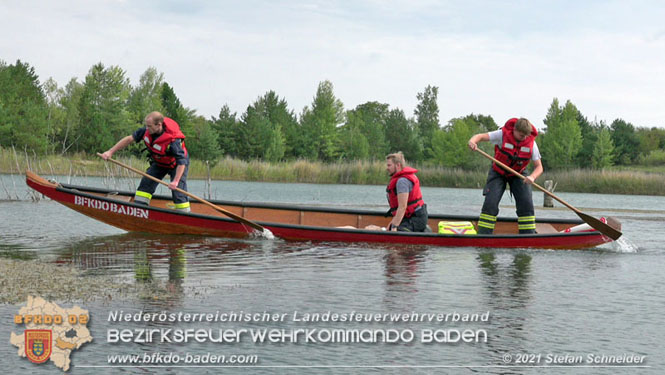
[2,59,663,170]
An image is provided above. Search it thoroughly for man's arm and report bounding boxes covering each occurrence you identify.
[468,133,489,151]
[168,164,186,190]
[101,135,135,160]
[167,139,188,190]
[525,159,543,185]
[389,193,409,231]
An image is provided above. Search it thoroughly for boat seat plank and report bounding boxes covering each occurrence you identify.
[536,223,558,234]
[106,193,132,202]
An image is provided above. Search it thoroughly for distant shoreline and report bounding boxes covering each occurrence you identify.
[3,150,665,196]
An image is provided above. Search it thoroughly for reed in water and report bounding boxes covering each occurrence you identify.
[3,148,665,196]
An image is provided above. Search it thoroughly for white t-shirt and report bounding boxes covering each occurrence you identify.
[488,130,541,161]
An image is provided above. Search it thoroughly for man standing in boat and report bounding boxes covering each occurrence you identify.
[467,117,543,234]
[101,111,190,212]
[385,152,429,232]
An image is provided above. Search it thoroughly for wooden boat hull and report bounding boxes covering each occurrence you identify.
[26,171,619,249]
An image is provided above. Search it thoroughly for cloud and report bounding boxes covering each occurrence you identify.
[2,0,664,127]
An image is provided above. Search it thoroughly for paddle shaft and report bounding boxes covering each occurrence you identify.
[474,149,578,212]
[97,154,265,232]
[474,148,622,240]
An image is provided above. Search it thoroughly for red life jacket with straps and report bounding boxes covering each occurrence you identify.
[386,167,425,218]
[493,118,538,175]
[143,117,188,169]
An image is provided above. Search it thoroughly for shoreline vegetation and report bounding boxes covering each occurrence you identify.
[3,59,664,199]
[3,148,665,196]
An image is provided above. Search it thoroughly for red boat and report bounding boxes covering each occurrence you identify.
[26,171,620,249]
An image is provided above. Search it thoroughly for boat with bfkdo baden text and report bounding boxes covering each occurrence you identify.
[26,170,621,250]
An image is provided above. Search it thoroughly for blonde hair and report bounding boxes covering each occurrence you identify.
[515,118,532,134]
[386,152,406,167]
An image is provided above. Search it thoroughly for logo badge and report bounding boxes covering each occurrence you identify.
[25,329,52,364]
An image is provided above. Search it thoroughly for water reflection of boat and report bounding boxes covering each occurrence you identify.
[55,233,253,271]
[27,171,620,250]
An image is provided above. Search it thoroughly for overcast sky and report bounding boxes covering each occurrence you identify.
[2,0,664,129]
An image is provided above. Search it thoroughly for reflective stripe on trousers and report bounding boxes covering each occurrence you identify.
[174,202,190,212]
[518,215,536,234]
[477,213,496,234]
[134,190,152,205]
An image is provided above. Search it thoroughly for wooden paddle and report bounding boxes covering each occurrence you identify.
[97,153,266,233]
[474,148,622,240]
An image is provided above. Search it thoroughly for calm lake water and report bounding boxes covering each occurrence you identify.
[1,173,664,374]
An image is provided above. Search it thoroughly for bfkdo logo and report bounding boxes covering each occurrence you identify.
[25,329,52,363]
[10,296,93,372]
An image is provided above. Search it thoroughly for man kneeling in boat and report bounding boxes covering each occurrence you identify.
[385,152,429,232]
[101,111,191,212]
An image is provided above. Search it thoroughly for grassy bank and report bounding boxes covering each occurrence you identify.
[3,148,665,195]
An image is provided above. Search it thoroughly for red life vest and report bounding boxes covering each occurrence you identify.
[493,118,538,175]
[143,117,188,169]
[386,167,425,218]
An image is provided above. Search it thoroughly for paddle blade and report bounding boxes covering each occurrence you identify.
[575,212,622,240]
